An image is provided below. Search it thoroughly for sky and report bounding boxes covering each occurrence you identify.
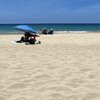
[0,0,100,23]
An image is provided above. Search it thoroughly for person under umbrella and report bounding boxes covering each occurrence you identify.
[16,32,40,44]
[28,34,41,44]
[16,32,33,43]
[15,25,41,44]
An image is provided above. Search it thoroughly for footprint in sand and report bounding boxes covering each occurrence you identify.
[88,74,96,79]
[67,78,85,89]
[0,96,5,100]
[9,97,27,100]
[0,63,9,70]
[8,83,28,90]
[82,93,100,100]
[34,74,51,80]
[80,68,92,73]
[70,78,85,84]
[47,92,66,100]
[38,86,72,93]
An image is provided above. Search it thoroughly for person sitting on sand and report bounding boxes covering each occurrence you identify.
[16,36,25,43]
[24,32,33,42]
[29,36,36,44]
[16,32,33,43]
[41,28,47,34]
[28,36,41,44]
[48,29,54,34]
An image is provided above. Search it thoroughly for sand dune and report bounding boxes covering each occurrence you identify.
[0,32,100,100]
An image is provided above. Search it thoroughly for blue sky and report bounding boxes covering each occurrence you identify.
[0,0,100,23]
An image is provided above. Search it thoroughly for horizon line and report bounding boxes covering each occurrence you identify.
[0,23,100,24]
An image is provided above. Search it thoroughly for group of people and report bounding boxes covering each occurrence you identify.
[16,32,40,44]
[40,28,53,35]
[16,28,54,45]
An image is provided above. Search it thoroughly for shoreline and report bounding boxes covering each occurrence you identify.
[0,31,100,35]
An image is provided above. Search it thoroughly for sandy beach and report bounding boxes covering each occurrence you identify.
[0,32,100,100]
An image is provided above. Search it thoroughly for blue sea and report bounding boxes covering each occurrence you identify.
[0,23,100,34]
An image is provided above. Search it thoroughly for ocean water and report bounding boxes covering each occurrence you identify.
[0,24,100,34]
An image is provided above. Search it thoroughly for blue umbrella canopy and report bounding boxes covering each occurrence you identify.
[14,25,36,33]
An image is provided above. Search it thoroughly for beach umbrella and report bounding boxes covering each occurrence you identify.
[14,25,36,33]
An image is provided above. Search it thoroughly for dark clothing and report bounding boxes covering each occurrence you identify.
[24,32,34,42]
[29,37,36,44]
[16,36,25,43]
[24,32,33,37]
[48,30,53,34]
[42,29,47,34]
[16,32,39,44]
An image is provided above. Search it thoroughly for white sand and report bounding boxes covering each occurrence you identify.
[0,32,100,100]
